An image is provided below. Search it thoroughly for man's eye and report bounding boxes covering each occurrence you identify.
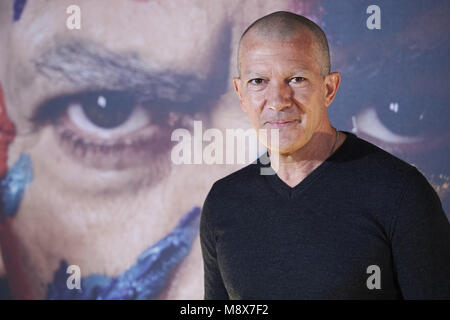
[33,89,156,145]
[248,78,265,85]
[78,91,135,129]
[35,90,150,135]
[66,92,150,137]
[31,90,170,169]
[352,96,449,155]
[289,77,306,84]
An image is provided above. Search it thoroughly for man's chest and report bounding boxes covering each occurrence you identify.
[214,199,400,299]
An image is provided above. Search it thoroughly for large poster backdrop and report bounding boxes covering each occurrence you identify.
[0,0,448,299]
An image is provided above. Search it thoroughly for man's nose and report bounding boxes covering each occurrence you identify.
[266,81,292,111]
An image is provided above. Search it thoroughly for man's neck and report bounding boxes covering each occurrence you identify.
[268,127,344,188]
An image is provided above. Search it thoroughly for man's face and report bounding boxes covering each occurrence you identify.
[234,30,331,154]
[0,0,234,299]
[6,0,230,186]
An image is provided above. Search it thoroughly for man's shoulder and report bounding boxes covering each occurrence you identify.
[342,132,418,181]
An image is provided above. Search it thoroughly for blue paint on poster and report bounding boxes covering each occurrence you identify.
[46,206,201,299]
[0,154,33,220]
[13,0,27,21]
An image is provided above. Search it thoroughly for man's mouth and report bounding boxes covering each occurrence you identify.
[264,119,300,128]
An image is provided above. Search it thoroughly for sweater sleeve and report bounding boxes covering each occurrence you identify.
[200,189,229,300]
[391,167,450,299]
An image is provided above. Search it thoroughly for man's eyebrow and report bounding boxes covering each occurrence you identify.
[244,72,266,79]
[244,68,310,79]
[33,39,207,106]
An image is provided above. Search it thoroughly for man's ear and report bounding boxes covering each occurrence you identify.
[323,72,341,108]
[233,77,247,112]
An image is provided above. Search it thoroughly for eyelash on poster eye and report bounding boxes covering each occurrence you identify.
[351,107,450,155]
[34,90,141,127]
[354,107,423,144]
[67,101,150,137]
[31,90,165,165]
[32,90,158,146]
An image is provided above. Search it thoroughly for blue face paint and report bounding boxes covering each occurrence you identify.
[46,206,201,299]
[0,154,33,220]
[13,0,27,22]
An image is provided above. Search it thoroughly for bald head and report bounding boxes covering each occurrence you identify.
[238,11,331,78]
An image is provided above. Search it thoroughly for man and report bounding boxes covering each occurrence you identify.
[200,11,450,299]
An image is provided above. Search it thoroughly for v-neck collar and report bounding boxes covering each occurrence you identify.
[259,131,356,199]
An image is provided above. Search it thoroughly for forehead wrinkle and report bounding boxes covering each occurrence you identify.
[239,31,314,71]
[240,40,316,78]
[238,13,330,78]
[241,29,315,58]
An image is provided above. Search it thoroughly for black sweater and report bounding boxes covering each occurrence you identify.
[200,131,450,299]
